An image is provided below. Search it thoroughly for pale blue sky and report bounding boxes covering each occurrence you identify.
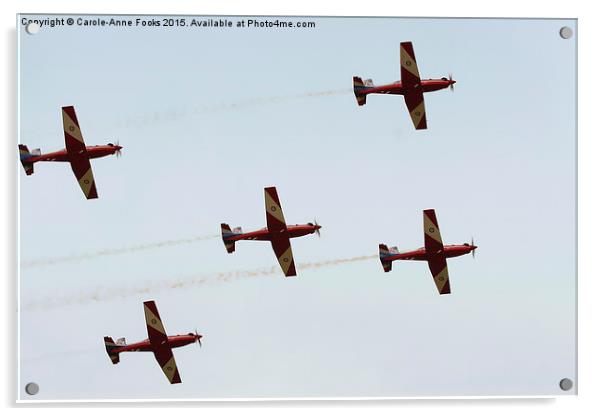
[18,15,576,400]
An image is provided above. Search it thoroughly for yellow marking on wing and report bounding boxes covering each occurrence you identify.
[144,304,167,335]
[265,190,285,224]
[433,266,449,293]
[423,210,442,244]
[409,100,426,130]
[78,167,96,198]
[161,356,179,383]
[62,108,84,143]
[400,44,420,79]
[278,246,294,275]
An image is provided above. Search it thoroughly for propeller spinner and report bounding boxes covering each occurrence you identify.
[195,329,202,349]
[110,140,122,158]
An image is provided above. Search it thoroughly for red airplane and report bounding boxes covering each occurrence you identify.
[104,300,202,384]
[221,186,321,277]
[379,209,477,295]
[353,41,455,130]
[19,106,122,199]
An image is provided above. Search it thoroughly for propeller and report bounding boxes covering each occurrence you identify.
[112,140,122,158]
[449,74,454,92]
[313,218,321,237]
[195,329,202,349]
[471,236,476,258]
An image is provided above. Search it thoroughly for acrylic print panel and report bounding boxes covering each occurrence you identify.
[17,15,577,401]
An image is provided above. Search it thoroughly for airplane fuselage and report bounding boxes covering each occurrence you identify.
[22,145,122,163]
[110,334,201,354]
[384,244,476,262]
[361,78,454,96]
[224,224,320,242]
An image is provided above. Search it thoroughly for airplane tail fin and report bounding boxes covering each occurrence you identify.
[104,336,123,365]
[379,244,392,272]
[18,144,39,176]
[353,76,369,106]
[221,223,239,253]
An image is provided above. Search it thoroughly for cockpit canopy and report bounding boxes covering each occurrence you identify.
[108,142,114,146]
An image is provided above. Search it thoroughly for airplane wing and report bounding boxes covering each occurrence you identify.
[143,300,182,384]
[265,186,287,234]
[270,236,297,277]
[427,254,451,295]
[423,209,444,254]
[400,42,427,130]
[403,92,427,130]
[400,42,421,87]
[423,209,450,294]
[62,106,98,199]
[264,187,297,277]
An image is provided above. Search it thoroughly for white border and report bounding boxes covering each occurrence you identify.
[4,0,600,414]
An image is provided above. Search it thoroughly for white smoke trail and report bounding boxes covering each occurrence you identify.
[21,348,96,364]
[113,88,352,129]
[22,254,378,311]
[20,88,352,142]
[21,234,220,269]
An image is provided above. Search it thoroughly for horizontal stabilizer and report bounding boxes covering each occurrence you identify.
[379,244,392,272]
[104,336,121,365]
[352,76,368,106]
[379,243,389,258]
[221,223,237,253]
[18,144,35,175]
